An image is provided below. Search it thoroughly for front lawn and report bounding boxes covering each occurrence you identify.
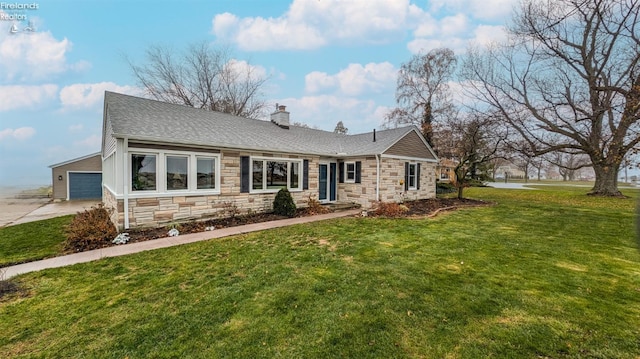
[0,215,72,267]
[1,187,639,358]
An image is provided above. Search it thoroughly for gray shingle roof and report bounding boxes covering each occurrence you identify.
[104,91,425,157]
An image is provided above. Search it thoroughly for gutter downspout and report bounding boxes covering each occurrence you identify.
[123,137,130,229]
[375,154,381,202]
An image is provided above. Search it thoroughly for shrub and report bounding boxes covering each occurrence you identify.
[65,204,118,252]
[373,202,409,217]
[303,194,330,215]
[0,268,20,299]
[222,201,241,218]
[273,188,297,217]
[436,181,457,194]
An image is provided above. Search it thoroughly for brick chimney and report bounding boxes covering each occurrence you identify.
[270,104,290,129]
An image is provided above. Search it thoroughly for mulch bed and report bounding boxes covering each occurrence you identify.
[125,207,329,243]
[126,198,489,242]
[402,197,490,217]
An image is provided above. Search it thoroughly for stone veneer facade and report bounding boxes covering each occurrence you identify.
[104,150,436,229]
[105,150,319,229]
[338,157,437,208]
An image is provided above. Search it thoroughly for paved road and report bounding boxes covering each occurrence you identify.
[486,182,536,190]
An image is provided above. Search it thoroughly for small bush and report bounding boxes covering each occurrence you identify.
[273,188,297,217]
[303,194,330,215]
[373,202,409,217]
[222,201,241,218]
[0,268,21,299]
[65,204,118,252]
[436,181,457,194]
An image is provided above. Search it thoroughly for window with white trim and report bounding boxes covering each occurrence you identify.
[166,156,188,191]
[130,151,219,195]
[196,157,216,190]
[251,157,303,192]
[131,154,157,191]
[345,162,356,183]
[408,163,417,189]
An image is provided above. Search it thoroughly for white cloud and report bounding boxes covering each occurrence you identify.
[59,82,139,110]
[276,95,387,133]
[305,62,397,96]
[225,59,268,81]
[408,22,507,54]
[73,134,101,148]
[0,84,58,111]
[407,37,468,54]
[407,0,514,54]
[470,24,508,46]
[0,27,82,82]
[0,127,35,141]
[305,71,337,94]
[212,0,420,51]
[429,0,516,21]
[440,14,469,37]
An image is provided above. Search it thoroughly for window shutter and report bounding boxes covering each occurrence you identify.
[240,156,250,193]
[355,161,362,184]
[338,161,344,183]
[303,159,309,190]
[417,163,421,190]
[404,162,409,191]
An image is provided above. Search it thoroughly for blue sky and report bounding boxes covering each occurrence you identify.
[0,0,514,186]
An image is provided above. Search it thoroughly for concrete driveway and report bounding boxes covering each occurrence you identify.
[0,193,99,227]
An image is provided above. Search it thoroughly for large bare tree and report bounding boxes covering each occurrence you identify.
[129,43,269,119]
[462,0,640,196]
[385,48,457,147]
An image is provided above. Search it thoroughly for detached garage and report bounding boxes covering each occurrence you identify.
[50,153,102,201]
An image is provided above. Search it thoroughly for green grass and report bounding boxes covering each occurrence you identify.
[1,188,639,358]
[0,216,72,267]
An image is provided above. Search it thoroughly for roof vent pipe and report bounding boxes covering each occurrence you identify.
[373,129,376,142]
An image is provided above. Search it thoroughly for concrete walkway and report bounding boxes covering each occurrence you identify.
[3,209,362,279]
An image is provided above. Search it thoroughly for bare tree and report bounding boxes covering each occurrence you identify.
[441,112,508,199]
[334,121,348,134]
[129,42,269,119]
[385,48,457,146]
[548,152,592,181]
[462,0,640,196]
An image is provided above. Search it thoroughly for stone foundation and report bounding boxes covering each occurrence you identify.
[107,190,314,229]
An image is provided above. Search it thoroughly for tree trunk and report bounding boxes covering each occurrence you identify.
[457,185,464,199]
[589,163,623,196]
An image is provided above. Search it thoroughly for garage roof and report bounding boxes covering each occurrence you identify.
[49,152,101,169]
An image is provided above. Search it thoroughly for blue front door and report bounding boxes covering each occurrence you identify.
[329,163,337,201]
[319,162,337,202]
[319,164,328,201]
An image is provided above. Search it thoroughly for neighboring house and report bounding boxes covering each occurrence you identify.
[101,92,438,229]
[495,164,526,179]
[49,153,102,201]
[437,158,457,183]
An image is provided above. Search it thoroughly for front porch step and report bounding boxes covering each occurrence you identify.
[323,201,361,211]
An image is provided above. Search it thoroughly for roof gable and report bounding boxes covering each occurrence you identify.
[384,129,437,161]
